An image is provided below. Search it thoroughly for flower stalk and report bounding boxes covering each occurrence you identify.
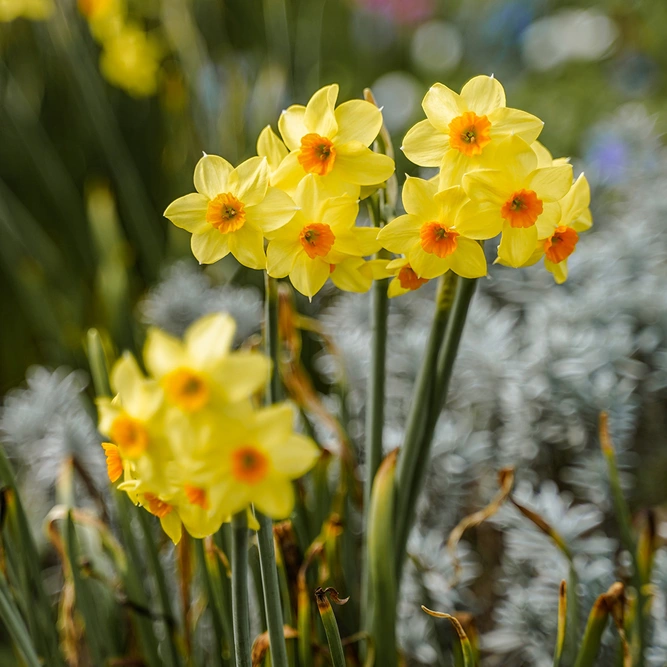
[231,511,251,667]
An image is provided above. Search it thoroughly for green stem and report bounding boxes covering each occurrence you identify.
[315,590,347,667]
[231,512,251,667]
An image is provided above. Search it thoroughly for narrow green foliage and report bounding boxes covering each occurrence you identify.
[315,587,349,667]
[86,328,112,398]
[553,580,567,667]
[0,572,42,667]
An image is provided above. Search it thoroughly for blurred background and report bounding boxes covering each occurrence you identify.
[1,0,667,665]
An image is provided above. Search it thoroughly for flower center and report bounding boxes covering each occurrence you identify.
[206,193,246,233]
[298,133,337,176]
[144,493,173,518]
[231,446,269,485]
[500,189,544,228]
[397,265,429,291]
[184,484,209,510]
[109,414,149,458]
[299,223,336,259]
[162,368,210,412]
[419,222,459,258]
[102,442,123,483]
[544,225,579,263]
[448,112,492,157]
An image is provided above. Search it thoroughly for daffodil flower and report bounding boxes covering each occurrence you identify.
[164,155,297,268]
[384,257,430,297]
[266,175,381,297]
[143,313,270,420]
[457,136,573,268]
[402,75,544,186]
[377,178,487,280]
[271,84,395,197]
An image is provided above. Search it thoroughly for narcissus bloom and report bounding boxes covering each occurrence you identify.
[0,0,53,22]
[164,155,296,268]
[143,313,270,418]
[272,84,395,196]
[457,136,573,268]
[385,257,430,297]
[377,177,487,280]
[402,75,543,186]
[266,175,381,297]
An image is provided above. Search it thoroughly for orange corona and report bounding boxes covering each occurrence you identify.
[500,189,543,228]
[144,493,173,518]
[299,223,336,259]
[420,222,459,258]
[544,226,578,263]
[162,368,210,412]
[206,193,246,233]
[448,112,492,157]
[109,414,149,458]
[397,265,428,291]
[298,134,336,176]
[231,446,269,485]
[184,484,209,510]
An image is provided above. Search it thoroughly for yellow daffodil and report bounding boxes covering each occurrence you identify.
[164,155,296,268]
[0,0,52,21]
[519,173,592,283]
[271,84,395,197]
[143,313,270,419]
[266,175,381,297]
[384,258,430,297]
[100,24,162,97]
[402,75,544,186]
[97,353,163,461]
[78,0,124,41]
[457,136,573,268]
[377,178,487,280]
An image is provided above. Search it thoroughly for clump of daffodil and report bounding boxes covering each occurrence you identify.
[271,84,395,197]
[97,313,319,543]
[457,136,573,268]
[165,155,297,268]
[377,177,487,280]
[402,75,543,187]
[266,175,382,297]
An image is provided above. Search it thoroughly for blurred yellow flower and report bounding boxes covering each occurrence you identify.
[272,84,395,196]
[143,313,270,417]
[377,178,487,280]
[402,75,543,186]
[78,0,124,41]
[266,175,380,297]
[457,136,573,268]
[99,24,162,97]
[164,155,296,268]
[0,0,52,21]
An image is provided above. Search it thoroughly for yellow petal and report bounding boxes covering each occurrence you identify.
[436,185,469,222]
[455,201,504,240]
[402,176,439,219]
[498,225,538,267]
[334,99,382,146]
[489,107,544,144]
[320,195,359,230]
[164,193,210,233]
[368,258,393,279]
[267,238,300,277]
[191,228,230,264]
[330,258,374,292]
[545,258,568,284]
[387,277,409,298]
[253,476,295,519]
[144,328,185,379]
[271,151,304,193]
[462,169,513,206]
[257,125,288,172]
[353,227,382,256]
[271,432,320,477]
[377,214,421,253]
[529,164,573,202]
[159,512,183,544]
[460,75,506,115]
[245,186,297,232]
[112,353,162,417]
[184,313,235,369]
[401,119,449,168]
[559,173,591,226]
[487,135,538,183]
[304,84,339,138]
[334,142,395,186]
[422,83,466,131]
[536,202,561,239]
[438,150,478,188]
[295,175,325,221]
[227,224,266,270]
[448,238,487,278]
[531,141,554,168]
[290,253,330,298]
[250,403,295,447]
[279,105,308,151]
[408,245,451,280]
[229,156,269,206]
[214,352,271,403]
[194,155,233,199]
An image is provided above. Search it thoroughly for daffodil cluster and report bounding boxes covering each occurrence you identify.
[78,0,162,97]
[97,313,319,543]
[165,77,592,300]
[384,75,592,292]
